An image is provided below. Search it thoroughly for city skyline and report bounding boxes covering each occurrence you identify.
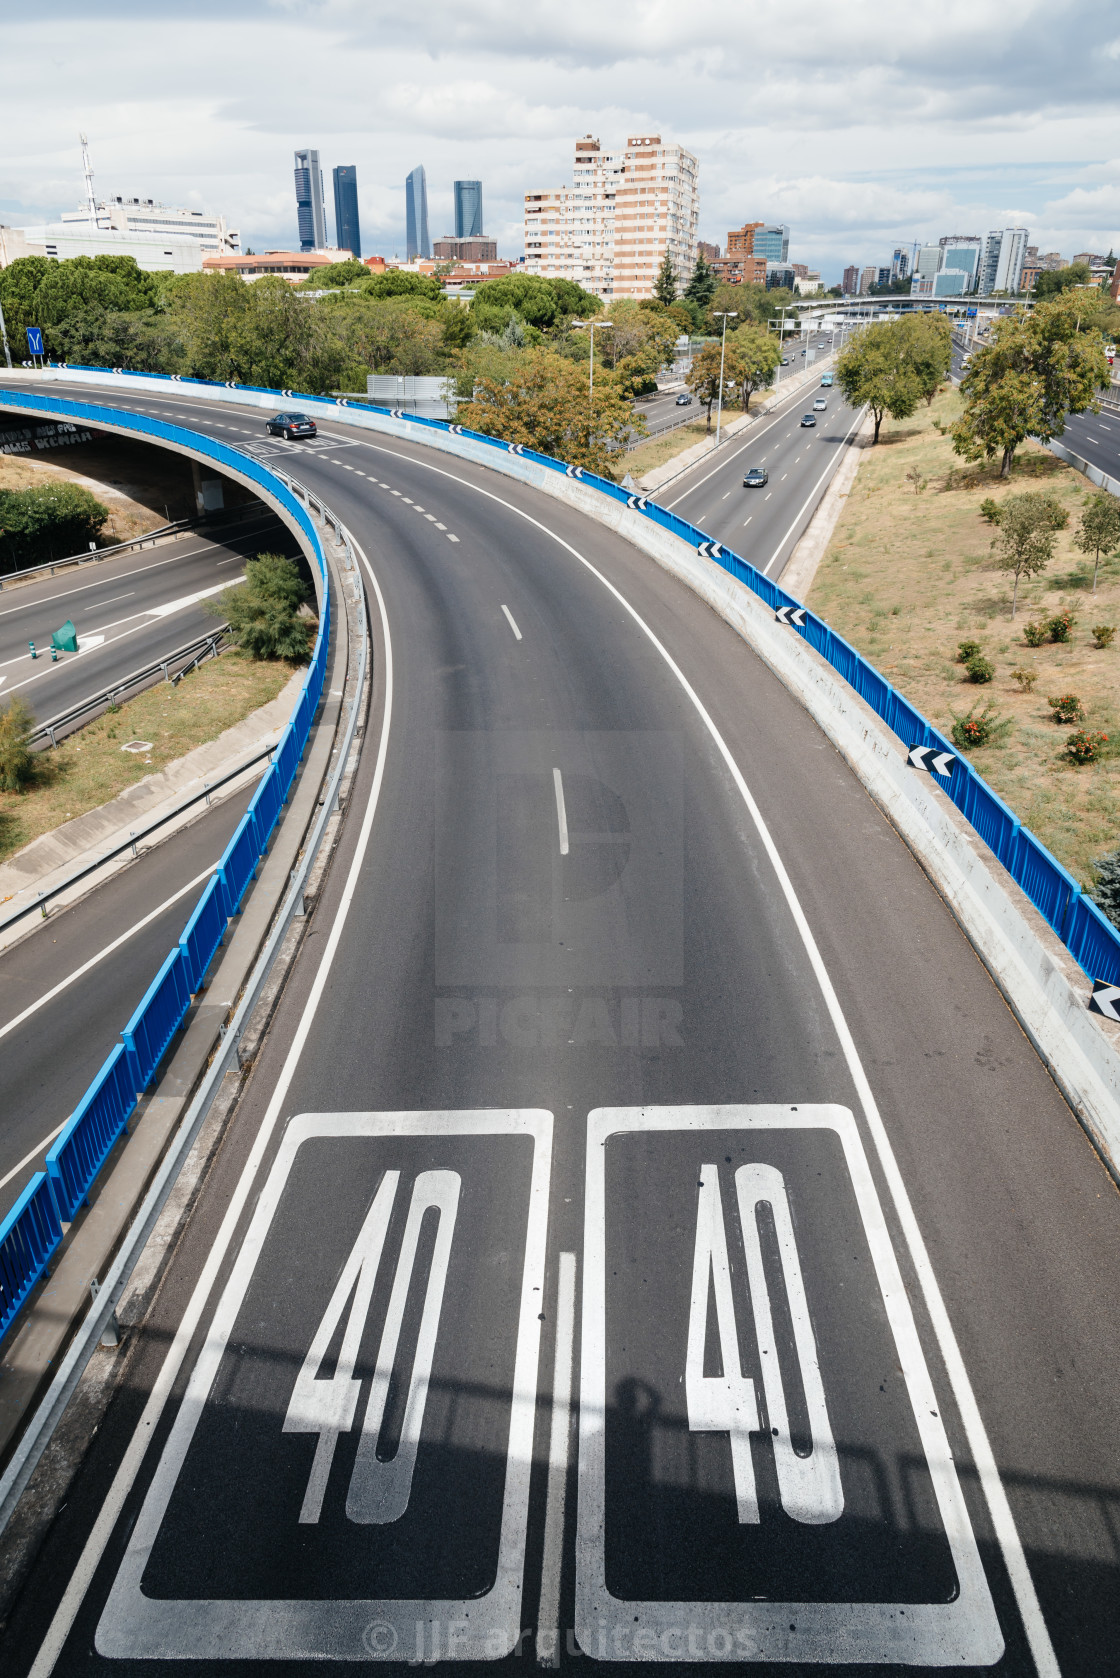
[2,3,1117,283]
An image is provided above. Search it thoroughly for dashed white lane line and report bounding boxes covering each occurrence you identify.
[435,522,447,530]
[447,533,460,542]
[501,604,523,640]
[552,767,569,856]
[743,516,752,527]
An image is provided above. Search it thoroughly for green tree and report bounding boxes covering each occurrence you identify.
[900,313,953,405]
[455,347,640,476]
[1033,262,1092,299]
[207,552,315,661]
[684,253,717,312]
[835,320,921,443]
[298,258,369,290]
[990,492,1069,616]
[0,253,159,357]
[362,270,445,303]
[686,340,746,431]
[729,322,781,410]
[952,295,1110,476]
[1073,491,1120,591]
[654,252,678,307]
[0,482,109,573]
[468,273,598,329]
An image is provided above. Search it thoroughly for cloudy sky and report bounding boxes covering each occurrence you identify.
[3,0,1120,282]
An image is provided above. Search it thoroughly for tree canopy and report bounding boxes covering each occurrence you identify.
[455,347,640,476]
[952,294,1110,475]
[835,319,923,442]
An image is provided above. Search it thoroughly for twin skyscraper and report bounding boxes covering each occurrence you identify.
[405,167,485,260]
[295,152,484,263]
[294,150,361,258]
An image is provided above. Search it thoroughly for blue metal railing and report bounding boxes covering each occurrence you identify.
[0,390,331,1342]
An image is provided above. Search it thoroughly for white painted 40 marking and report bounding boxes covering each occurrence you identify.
[283,1168,461,1525]
[686,1163,842,1526]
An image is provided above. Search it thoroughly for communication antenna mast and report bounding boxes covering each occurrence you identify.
[79,132,98,223]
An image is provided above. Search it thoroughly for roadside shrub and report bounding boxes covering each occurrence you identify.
[950,700,1011,751]
[978,497,1002,525]
[1010,668,1038,692]
[1023,620,1048,647]
[1064,729,1109,764]
[1047,693,1085,724]
[0,483,110,575]
[0,695,35,791]
[965,654,994,683]
[205,551,315,663]
[1047,610,1074,643]
[1091,623,1116,649]
[957,639,983,662]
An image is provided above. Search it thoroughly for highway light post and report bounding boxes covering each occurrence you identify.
[571,319,613,425]
[0,298,11,370]
[713,310,737,447]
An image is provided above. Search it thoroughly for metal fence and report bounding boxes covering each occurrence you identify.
[0,392,331,1343]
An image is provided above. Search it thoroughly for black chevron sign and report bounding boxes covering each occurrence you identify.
[775,605,807,627]
[907,744,957,778]
[626,493,650,510]
[697,539,723,559]
[507,442,527,455]
[1088,980,1120,1022]
[565,464,585,479]
[389,407,404,418]
[449,424,464,435]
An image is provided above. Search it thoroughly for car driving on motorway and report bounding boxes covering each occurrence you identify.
[801,412,816,427]
[813,397,827,410]
[743,466,768,487]
[674,392,693,406]
[266,411,318,439]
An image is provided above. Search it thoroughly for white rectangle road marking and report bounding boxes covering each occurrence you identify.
[501,605,523,641]
[537,1252,577,1668]
[576,1104,1004,1666]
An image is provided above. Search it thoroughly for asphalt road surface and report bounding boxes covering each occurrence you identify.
[660,381,861,581]
[0,509,298,731]
[0,380,1118,1677]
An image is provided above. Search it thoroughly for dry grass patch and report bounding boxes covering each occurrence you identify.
[624,418,713,478]
[808,387,1120,889]
[0,651,296,865]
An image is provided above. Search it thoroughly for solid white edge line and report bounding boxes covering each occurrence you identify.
[324,442,1057,1674]
[500,604,523,641]
[0,1123,67,1198]
[537,1251,577,1668]
[26,531,394,1678]
[760,404,868,579]
[552,767,569,857]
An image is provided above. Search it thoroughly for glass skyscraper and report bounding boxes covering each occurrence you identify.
[294,149,327,251]
[753,224,790,263]
[333,165,361,259]
[453,180,483,239]
[405,165,430,260]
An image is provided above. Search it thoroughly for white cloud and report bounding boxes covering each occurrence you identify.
[1,0,1118,279]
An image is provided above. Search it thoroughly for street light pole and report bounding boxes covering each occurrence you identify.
[0,297,11,370]
[571,318,613,422]
[713,310,737,447]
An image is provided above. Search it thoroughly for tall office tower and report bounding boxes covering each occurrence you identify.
[406,165,430,259]
[979,228,1029,295]
[752,223,790,263]
[294,149,327,251]
[938,234,982,291]
[333,165,361,258]
[523,133,699,301]
[890,247,910,283]
[841,264,860,295]
[454,180,483,239]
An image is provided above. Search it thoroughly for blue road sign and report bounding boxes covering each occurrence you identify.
[26,327,44,357]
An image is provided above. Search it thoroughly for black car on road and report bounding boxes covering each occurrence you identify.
[800,413,816,427]
[267,412,317,439]
[743,467,768,487]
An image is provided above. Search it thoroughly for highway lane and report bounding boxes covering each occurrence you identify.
[0,784,255,1222]
[0,509,298,731]
[953,333,1120,486]
[662,379,860,580]
[3,386,1120,1674]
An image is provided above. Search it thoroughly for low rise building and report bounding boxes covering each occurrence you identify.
[0,221,204,272]
[433,236,498,262]
[201,249,349,283]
